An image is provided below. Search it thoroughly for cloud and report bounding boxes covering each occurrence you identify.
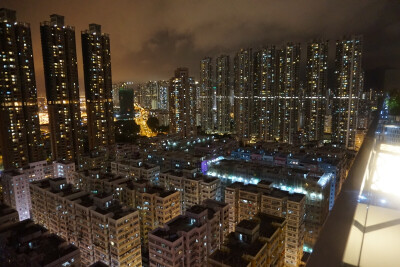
[2,0,399,92]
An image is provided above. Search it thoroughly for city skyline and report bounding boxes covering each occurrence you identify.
[1,2,399,267]
[1,0,399,96]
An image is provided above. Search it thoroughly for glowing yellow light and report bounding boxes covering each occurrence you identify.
[371,144,400,196]
[134,103,157,137]
[39,112,49,125]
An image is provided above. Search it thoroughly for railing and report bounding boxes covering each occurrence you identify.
[307,112,379,267]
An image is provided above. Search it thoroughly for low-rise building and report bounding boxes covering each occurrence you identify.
[160,170,221,210]
[111,159,160,184]
[115,143,140,160]
[75,169,128,194]
[208,158,333,248]
[132,180,181,249]
[225,182,305,267]
[202,199,230,244]
[148,201,229,267]
[74,171,182,251]
[30,178,141,266]
[1,160,76,220]
[0,219,81,266]
[1,170,31,220]
[80,150,111,170]
[145,150,205,172]
[53,160,76,184]
[149,109,169,127]
[0,203,19,227]
[208,213,286,267]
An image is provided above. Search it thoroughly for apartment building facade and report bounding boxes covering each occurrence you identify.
[111,159,160,184]
[148,201,229,267]
[208,213,286,267]
[75,171,182,251]
[29,178,141,266]
[224,181,305,266]
[160,170,221,210]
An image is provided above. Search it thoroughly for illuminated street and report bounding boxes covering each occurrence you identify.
[134,103,157,137]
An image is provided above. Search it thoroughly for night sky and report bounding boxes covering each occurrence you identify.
[3,0,400,95]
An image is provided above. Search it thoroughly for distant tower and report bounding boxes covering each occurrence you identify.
[157,81,169,110]
[0,8,44,170]
[118,82,134,120]
[142,81,153,109]
[215,55,231,134]
[253,47,278,141]
[234,48,254,140]
[169,68,197,137]
[111,84,120,115]
[200,57,213,133]
[277,43,301,144]
[41,14,83,164]
[305,40,328,142]
[81,24,115,151]
[332,36,363,149]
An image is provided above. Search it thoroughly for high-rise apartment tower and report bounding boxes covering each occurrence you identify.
[41,14,83,164]
[200,57,213,133]
[332,36,363,149]
[305,40,328,142]
[169,68,197,137]
[215,55,231,134]
[0,9,44,170]
[82,24,115,151]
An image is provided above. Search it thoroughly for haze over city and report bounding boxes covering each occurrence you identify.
[3,0,400,94]
[1,1,400,267]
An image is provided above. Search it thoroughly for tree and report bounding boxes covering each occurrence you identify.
[159,125,169,133]
[388,90,400,115]
[147,117,159,132]
[115,120,140,143]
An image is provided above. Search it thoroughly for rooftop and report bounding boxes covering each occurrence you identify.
[258,180,273,186]
[151,216,197,242]
[211,213,284,265]
[227,182,245,189]
[72,193,95,207]
[93,202,136,220]
[202,198,228,208]
[256,213,285,238]
[266,188,289,199]
[80,170,125,181]
[0,204,18,217]
[163,169,185,177]
[2,169,24,177]
[31,178,81,196]
[145,186,177,198]
[89,262,109,267]
[287,192,306,203]
[209,249,250,267]
[225,232,266,257]
[168,215,197,233]
[186,205,207,215]
[236,219,259,231]
[0,220,79,266]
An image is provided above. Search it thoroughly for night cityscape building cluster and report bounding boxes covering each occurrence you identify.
[196,39,364,151]
[0,4,396,267]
